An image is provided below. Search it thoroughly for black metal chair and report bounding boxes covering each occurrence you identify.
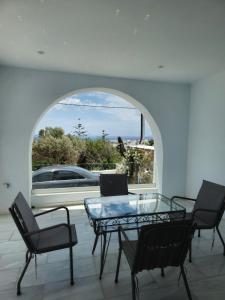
[115,220,194,300]
[100,173,131,197]
[9,192,78,295]
[171,180,225,261]
[91,173,133,255]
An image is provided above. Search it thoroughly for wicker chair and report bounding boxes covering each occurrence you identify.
[171,180,225,261]
[115,220,194,300]
[9,192,77,295]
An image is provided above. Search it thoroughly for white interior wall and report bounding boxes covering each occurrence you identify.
[186,70,225,197]
[0,65,190,213]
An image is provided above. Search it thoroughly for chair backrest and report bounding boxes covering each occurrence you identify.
[133,220,193,273]
[194,180,225,226]
[100,174,129,196]
[9,192,39,251]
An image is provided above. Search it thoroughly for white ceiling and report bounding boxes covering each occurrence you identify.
[0,0,225,83]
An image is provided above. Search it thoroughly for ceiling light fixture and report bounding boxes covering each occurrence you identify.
[144,13,150,21]
[115,8,120,16]
[158,65,164,69]
[17,15,23,22]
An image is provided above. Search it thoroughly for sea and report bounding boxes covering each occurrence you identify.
[33,134,153,142]
[93,135,153,142]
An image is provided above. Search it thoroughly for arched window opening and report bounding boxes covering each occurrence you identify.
[31,89,162,207]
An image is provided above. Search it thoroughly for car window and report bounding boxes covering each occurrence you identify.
[33,171,53,182]
[54,170,85,180]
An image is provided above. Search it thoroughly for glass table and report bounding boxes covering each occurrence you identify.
[84,193,186,278]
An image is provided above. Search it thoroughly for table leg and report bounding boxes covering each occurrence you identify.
[92,233,99,255]
[99,232,112,279]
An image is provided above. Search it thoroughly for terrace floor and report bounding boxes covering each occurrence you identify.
[1,200,225,300]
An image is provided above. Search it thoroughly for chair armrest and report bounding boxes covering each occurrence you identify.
[171,196,196,202]
[24,223,73,243]
[192,207,218,216]
[34,206,70,225]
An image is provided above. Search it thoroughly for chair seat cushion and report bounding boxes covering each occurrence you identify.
[35,224,77,253]
[185,212,213,229]
[169,212,212,229]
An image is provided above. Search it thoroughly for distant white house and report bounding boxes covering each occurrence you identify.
[128,144,154,151]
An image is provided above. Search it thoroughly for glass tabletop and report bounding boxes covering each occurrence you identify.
[84,193,185,221]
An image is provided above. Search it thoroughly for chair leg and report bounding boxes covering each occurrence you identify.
[180,265,192,300]
[216,226,225,255]
[131,273,136,300]
[69,246,74,285]
[99,233,107,279]
[25,249,29,263]
[115,246,122,283]
[17,252,32,295]
[92,234,99,255]
[198,229,201,238]
[189,239,192,263]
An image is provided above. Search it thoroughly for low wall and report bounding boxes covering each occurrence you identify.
[31,184,157,207]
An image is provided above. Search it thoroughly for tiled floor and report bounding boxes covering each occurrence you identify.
[1,201,225,299]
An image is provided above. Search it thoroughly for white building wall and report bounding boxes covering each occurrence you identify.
[0,65,190,213]
[186,70,225,197]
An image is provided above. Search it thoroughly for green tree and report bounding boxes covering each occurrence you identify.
[32,127,123,171]
[72,118,87,137]
[67,134,86,163]
[122,148,144,183]
[32,135,77,168]
[148,139,154,146]
[33,127,76,169]
[45,127,65,138]
[80,139,122,170]
[38,129,45,137]
[38,127,64,139]
[119,147,154,184]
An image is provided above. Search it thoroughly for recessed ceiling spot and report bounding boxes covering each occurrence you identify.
[158,65,164,69]
[37,50,45,55]
[115,8,120,16]
[144,13,150,21]
[17,15,23,22]
[133,28,138,35]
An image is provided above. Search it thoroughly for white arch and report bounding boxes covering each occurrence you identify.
[30,87,163,192]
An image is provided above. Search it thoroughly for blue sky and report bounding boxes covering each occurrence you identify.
[35,91,153,138]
